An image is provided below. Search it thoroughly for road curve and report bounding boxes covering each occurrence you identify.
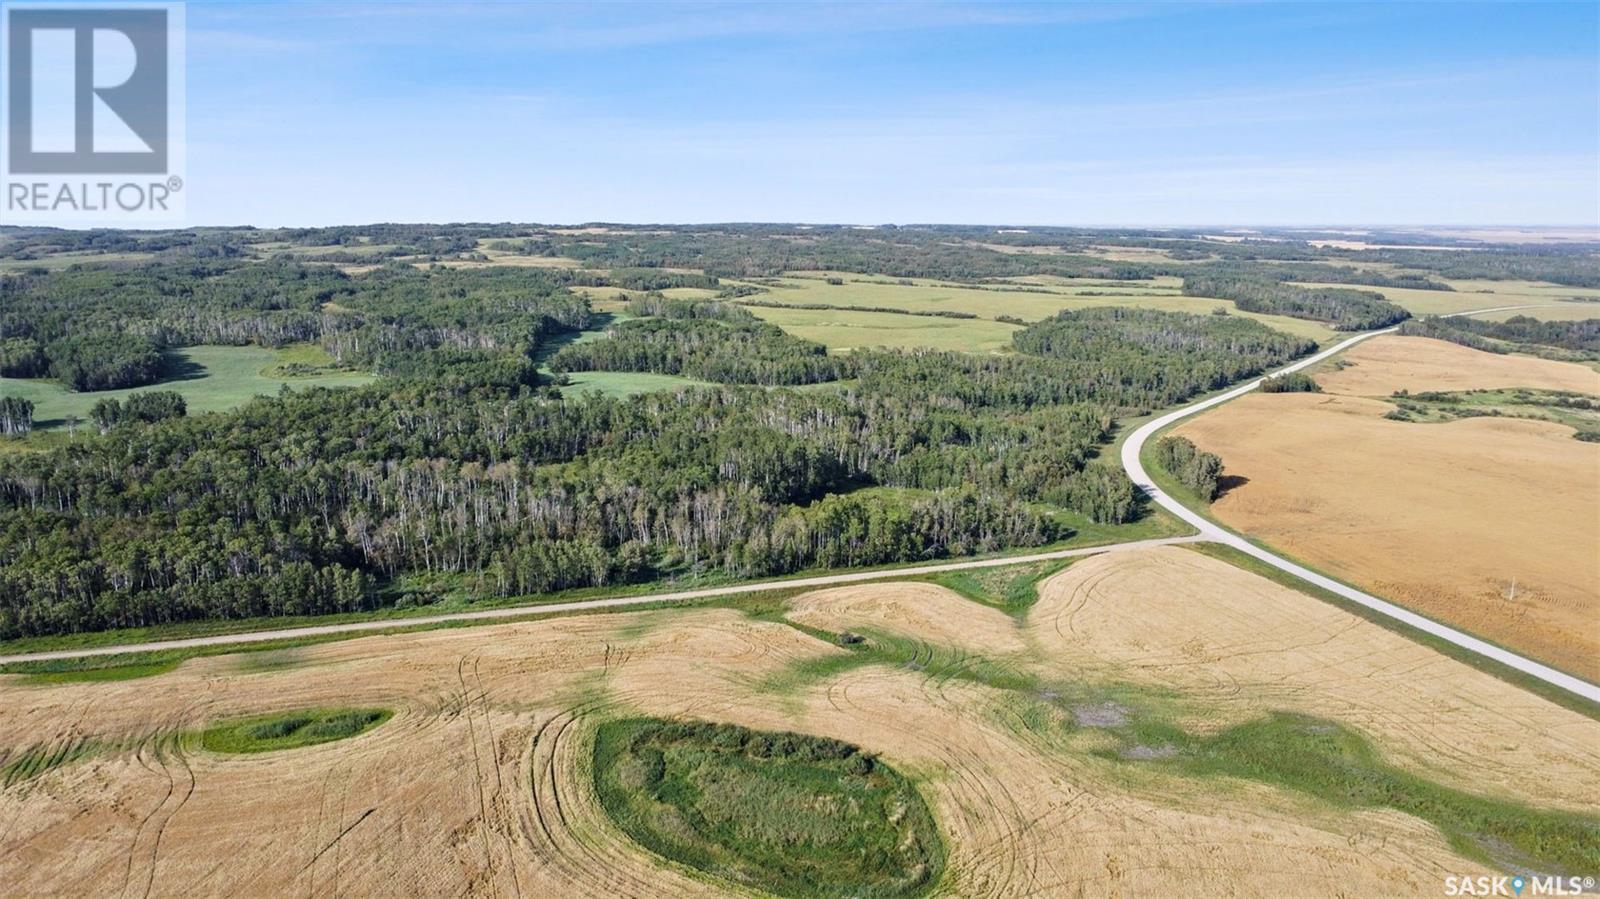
[1121,305,1600,704]
[0,536,1205,665]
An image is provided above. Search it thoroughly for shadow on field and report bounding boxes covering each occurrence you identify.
[159,353,209,383]
[1215,474,1250,499]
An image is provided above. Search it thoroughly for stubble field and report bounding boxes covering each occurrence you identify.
[1174,336,1600,680]
[2,546,1594,897]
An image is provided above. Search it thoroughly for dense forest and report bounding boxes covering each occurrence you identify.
[5,222,1596,285]
[0,261,717,390]
[0,278,1309,639]
[0,222,1592,640]
[550,301,848,386]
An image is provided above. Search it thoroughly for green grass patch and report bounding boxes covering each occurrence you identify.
[1108,712,1600,877]
[932,557,1074,617]
[232,648,309,674]
[1,737,100,787]
[744,304,1024,353]
[0,343,373,431]
[197,707,391,754]
[9,658,182,684]
[593,717,944,898]
[1383,387,1600,438]
[557,370,714,398]
[755,624,1037,698]
[258,343,356,379]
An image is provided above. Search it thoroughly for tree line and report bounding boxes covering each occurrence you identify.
[550,316,846,386]
[89,391,187,431]
[1153,436,1224,502]
[1181,274,1411,330]
[0,397,32,436]
[1398,315,1600,357]
[1260,372,1322,393]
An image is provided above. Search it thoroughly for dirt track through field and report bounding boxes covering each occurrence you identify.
[3,547,1595,897]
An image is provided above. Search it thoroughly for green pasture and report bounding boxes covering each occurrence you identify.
[0,344,373,430]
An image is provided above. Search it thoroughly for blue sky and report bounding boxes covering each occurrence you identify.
[184,1,1599,226]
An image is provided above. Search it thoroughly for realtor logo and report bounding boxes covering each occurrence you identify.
[8,8,168,172]
[2,2,185,222]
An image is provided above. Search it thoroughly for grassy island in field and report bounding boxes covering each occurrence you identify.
[199,708,391,754]
[593,717,945,898]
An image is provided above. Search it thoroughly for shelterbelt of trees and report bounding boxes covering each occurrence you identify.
[1399,315,1600,358]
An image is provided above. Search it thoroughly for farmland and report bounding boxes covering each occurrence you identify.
[1,222,1597,896]
[1,547,1594,896]
[1174,336,1600,680]
[1290,279,1600,317]
[735,273,1337,348]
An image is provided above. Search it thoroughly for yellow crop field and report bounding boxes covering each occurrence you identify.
[1175,336,1600,679]
[2,546,1594,896]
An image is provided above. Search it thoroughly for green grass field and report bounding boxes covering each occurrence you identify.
[0,250,156,271]
[930,557,1075,618]
[749,273,1184,320]
[0,344,373,431]
[13,659,183,685]
[198,708,391,754]
[593,717,944,898]
[559,370,714,398]
[745,304,1025,352]
[738,275,1335,347]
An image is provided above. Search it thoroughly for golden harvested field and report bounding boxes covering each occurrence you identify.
[2,546,1595,897]
[1176,336,1600,680]
[1315,335,1600,395]
[1027,548,1600,810]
